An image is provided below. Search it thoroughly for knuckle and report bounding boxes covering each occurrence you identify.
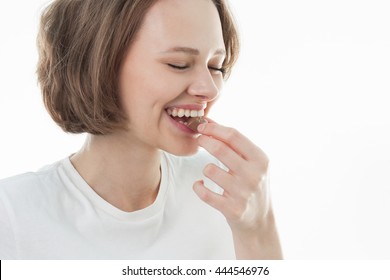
[253,150,269,171]
[226,128,239,142]
[254,146,265,157]
[230,205,244,221]
[246,168,267,187]
[226,199,246,220]
[211,142,227,157]
[204,163,218,177]
[247,177,261,189]
[199,188,213,203]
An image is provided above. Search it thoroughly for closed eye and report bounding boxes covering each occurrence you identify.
[209,66,225,74]
[168,64,225,74]
[168,64,189,70]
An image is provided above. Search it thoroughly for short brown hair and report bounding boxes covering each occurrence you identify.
[37,0,240,135]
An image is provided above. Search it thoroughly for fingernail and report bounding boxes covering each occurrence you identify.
[197,123,206,132]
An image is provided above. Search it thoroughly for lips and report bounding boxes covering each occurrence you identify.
[165,104,207,132]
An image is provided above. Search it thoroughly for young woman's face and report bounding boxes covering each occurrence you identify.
[118,0,226,155]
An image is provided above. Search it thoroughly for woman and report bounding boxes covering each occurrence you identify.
[0,0,282,259]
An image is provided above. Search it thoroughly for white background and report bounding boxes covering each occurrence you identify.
[0,0,389,259]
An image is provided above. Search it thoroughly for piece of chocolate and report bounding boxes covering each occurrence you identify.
[186,117,208,132]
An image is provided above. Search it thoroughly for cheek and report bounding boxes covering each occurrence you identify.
[204,99,218,117]
[119,62,190,115]
[119,78,179,122]
[118,67,156,113]
[214,76,224,91]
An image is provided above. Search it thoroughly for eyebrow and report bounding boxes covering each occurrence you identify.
[161,46,226,56]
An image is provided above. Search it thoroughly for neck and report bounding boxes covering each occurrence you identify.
[70,131,162,212]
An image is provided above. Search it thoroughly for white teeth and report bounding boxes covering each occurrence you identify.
[178,109,185,117]
[167,108,204,118]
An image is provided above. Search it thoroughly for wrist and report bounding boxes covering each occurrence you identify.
[231,210,283,260]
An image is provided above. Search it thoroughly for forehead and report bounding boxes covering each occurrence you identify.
[136,0,225,52]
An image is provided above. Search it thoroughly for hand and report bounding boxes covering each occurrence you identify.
[193,119,282,259]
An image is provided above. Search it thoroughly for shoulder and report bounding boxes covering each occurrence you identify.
[0,172,40,196]
[0,160,67,259]
[0,159,65,204]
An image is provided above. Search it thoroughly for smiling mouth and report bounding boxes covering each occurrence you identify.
[166,108,205,126]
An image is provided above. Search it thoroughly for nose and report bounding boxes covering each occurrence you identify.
[187,68,220,101]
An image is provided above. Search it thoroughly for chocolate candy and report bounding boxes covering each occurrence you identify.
[186,117,208,132]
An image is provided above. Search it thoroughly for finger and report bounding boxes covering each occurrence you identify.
[198,122,265,162]
[203,163,236,194]
[198,134,245,175]
[193,180,226,213]
[203,116,218,124]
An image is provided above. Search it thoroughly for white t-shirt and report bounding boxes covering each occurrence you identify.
[0,151,235,259]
